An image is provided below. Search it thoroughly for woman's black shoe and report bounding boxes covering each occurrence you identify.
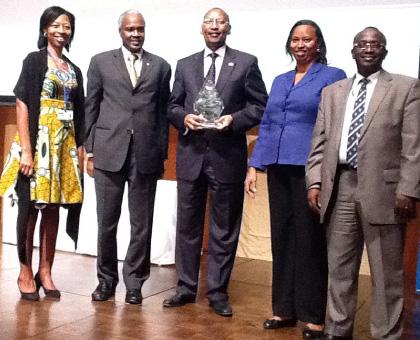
[35,273,61,299]
[302,328,324,339]
[17,279,39,301]
[263,318,297,329]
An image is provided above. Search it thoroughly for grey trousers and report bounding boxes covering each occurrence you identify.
[325,168,405,340]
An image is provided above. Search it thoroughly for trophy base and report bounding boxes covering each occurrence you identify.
[199,122,223,129]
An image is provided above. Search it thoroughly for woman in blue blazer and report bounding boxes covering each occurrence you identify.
[245,20,346,339]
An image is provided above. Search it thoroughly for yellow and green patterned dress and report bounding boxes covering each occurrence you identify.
[0,58,83,207]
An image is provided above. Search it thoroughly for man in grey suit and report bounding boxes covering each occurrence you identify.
[306,27,420,339]
[162,8,267,316]
[84,10,171,305]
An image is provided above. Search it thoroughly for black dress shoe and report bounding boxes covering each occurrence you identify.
[91,281,116,301]
[209,300,233,317]
[302,328,324,339]
[17,279,39,301]
[34,273,61,299]
[125,289,142,305]
[263,318,297,329]
[163,293,195,307]
[321,334,353,340]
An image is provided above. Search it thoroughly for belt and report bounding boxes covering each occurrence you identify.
[40,98,73,110]
[338,164,357,171]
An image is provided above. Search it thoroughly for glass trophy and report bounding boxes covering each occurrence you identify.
[193,79,224,129]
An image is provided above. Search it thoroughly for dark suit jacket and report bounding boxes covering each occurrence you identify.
[85,48,171,174]
[168,46,268,183]
[306,70,420,224]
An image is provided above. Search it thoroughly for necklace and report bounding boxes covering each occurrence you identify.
[47,48,65,63]
[47,49,68,71]
[55,57,65,64]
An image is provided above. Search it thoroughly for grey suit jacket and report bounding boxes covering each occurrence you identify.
[168,46,268,183]
[84,48,171,174]
[306,70,420,224]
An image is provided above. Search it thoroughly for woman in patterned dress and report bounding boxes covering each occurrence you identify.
[0,6,84,300]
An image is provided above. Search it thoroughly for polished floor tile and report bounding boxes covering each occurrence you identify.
[0,242,419,339]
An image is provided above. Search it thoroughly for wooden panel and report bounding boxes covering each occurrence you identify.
[162,126,177,181]
[0,105,17,241]
[404,203,420,291]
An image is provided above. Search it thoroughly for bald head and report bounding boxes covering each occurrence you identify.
[203,7,230,23]
[201,7,231,51]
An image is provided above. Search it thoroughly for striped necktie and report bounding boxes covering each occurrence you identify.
[346,78,370,168]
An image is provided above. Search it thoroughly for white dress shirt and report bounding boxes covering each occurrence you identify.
[121,45,143,80]
[203,45,226,84]
[338,70,380,163]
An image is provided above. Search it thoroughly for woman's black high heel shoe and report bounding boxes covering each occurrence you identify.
[34,273,61,299]
[17,279,40,301]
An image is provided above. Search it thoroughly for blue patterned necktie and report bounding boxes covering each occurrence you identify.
[346,78,370,168]
[205,53,218,83]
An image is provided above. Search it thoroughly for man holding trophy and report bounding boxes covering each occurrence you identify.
[163,7,267,317]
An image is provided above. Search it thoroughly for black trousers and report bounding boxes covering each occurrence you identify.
[94,143,158,290]
[267,164,327,324]
[175,155,244,302]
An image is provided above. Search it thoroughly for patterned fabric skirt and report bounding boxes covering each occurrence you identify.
[0,98,83,206]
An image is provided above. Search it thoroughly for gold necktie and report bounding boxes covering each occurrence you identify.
[129,54,139,87]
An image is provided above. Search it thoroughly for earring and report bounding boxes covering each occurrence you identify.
[316,48,320,52]
[43,32,47,37]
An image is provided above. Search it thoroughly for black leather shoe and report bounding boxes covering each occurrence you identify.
[34,273,61,299]
[91,282,116,301]
[163,293,195,307]
[263,318,297,329]
[125,289,142,305]
[209,300,233,317]
[302,328,324,339]
[321,334,353,340]
[17,279,39,301]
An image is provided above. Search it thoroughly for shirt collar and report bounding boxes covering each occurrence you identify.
[121,45,143,60]
[354,69,381,84]
[204,45,226,58]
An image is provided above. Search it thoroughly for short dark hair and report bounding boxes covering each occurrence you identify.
[353,26,387,46]
[37,6,75,51]
[285,19,327,64]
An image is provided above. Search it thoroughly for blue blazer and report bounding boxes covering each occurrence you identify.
[250,63,346,169]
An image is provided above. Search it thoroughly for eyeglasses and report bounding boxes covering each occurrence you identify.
[353,41,385,50]
[203,19,229,26]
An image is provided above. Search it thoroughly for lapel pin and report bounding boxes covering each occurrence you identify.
[228,62,234,67]
[146,62,150,66]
